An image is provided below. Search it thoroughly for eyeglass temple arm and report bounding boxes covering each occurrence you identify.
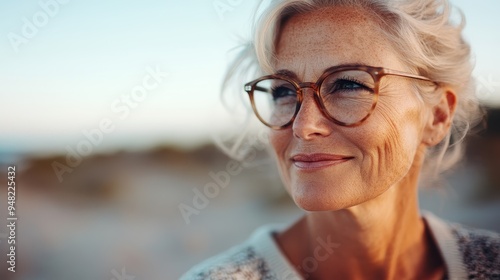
[246,85,270,93]
[382,69,437,84]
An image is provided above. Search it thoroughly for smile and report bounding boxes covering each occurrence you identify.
[291,153,353,170]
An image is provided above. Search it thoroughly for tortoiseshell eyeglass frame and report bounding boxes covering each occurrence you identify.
[244,64,438,130]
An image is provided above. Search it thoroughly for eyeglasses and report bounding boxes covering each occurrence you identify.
[244,64,437,129]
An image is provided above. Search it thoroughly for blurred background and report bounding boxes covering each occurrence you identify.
[1,0,500,279]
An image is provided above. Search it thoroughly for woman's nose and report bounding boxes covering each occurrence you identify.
[292,89,333,140]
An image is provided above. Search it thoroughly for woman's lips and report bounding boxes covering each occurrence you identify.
[291,153,353,170]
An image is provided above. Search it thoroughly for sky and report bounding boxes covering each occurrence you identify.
[1,0,499,156]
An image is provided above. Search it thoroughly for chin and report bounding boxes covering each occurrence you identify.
[295,200,345,212]
[291,187,360,212]
[284,175,351,209]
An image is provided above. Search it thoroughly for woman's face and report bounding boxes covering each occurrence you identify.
[270,7,430,211]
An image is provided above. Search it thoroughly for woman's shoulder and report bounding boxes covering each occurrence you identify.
[423,211,500,279]
[180,224,298,280]
[448,221,500,275]
[179,243,272,279]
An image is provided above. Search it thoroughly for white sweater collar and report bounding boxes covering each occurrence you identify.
[247,211,467,279]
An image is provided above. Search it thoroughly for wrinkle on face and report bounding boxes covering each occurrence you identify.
[361,80,424,187]
[275,7,400,78]
[269,6,430,211]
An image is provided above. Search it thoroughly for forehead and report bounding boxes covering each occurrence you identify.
[274,6,404,78]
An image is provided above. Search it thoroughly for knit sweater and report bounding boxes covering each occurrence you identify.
[180,211,500,279]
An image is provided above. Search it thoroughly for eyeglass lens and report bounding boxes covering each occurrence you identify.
[251,70,377,127]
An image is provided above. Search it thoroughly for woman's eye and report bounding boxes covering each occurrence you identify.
[325,79,372,93]
[272,86,295,100]
[328,79,367,92]
[338,80,362,89]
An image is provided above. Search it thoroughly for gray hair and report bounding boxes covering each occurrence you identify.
[223,0,483,181]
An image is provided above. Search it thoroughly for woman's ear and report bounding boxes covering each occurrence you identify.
[422,87,457,146]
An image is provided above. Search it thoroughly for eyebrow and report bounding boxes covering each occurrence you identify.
[274,69,298,79]
[274,63,367,79]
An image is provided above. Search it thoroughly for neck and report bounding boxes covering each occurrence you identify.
[276,146,444,279]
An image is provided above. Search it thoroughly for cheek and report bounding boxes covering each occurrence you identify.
[269,130,293,188]
[359,98,424,185]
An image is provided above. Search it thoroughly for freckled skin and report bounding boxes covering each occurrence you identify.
[269,7,455,279]
[271,7,427,211]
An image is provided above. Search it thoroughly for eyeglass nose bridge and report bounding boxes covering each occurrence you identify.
[295,82,324,107]
[296,82,319,92]
[293,81,332,122]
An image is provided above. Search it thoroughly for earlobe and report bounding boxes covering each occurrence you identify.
[422,87,457,146]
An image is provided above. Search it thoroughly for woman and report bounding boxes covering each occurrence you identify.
[182,0,500,279]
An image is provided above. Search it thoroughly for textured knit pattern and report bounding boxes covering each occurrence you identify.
[450,223,500,280]
[181,218,500,279]
[191,247,276,279]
